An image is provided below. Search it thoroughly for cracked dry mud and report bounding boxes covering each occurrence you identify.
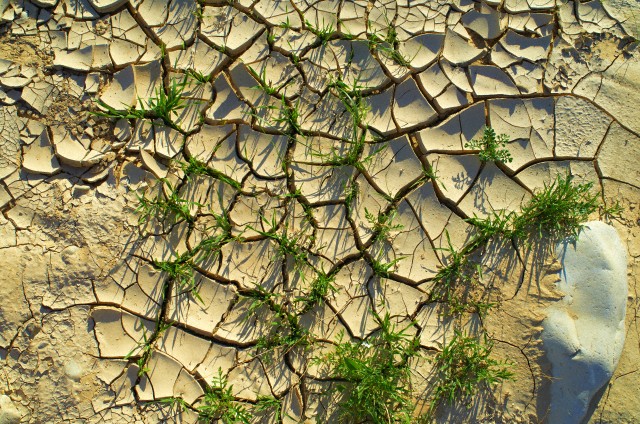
[0,0,639,423]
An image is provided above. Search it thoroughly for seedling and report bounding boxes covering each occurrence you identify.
[465,173,619,243]
[153,257,200,301]
[179,156,242,189]
[255,396,283,421]
[136,179,200,225]
[368,253,404,278]
[248,65,279,96]
[464,126,513,164]
[274,95,303,136]
[94,76,189,131]
[321,311,419,423]
[297,270,337,310]
[197,369,252,424]
[305,18,335,46]
[430,331,513,411]
[366,18,414,67]
[512,173,601,239]
[428,232,487,317]
[365,208,403,243]
[250,213,310,269]
[186,68,212,84]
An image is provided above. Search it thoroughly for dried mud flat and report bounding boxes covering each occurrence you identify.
[0,0,639,423]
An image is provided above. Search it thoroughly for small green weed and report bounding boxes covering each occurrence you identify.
[197,369,252,424]
[186,68,212,84]
[179,156,242,189]
[464,126,513,164]
[430,331,513,411]
[368,253,404,278]
[428,232,488,317]
[136,179,200,225]
[297,270,337,310]
[94,76,189,131]
[365,208,403,243]
[466,173,617,243]
[366,19,413,67]
[305,18,335,46]
[153,257,200,301]
[321,312,419,424]
[513,173,601,239]
[255,396,283,421]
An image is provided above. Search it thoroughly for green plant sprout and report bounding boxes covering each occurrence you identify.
[94,76,190,132]
[305,18,335,46]
[321,311,419,423]
[136,179,200,225]
[366,18,414,67]
[464,126,513,164]
[179,156,242,189]
[197,369,252,423]
[429,331,513,412]
[365,208,403,242]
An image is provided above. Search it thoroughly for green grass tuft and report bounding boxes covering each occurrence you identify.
[464,126,513,164]
[322,312,420,424]
[430,330,513,411]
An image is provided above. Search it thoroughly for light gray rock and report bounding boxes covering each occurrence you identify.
[542,221,627,424]
[0,395,21,424]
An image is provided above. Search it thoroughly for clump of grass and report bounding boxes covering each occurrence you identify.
[136,179,200,225]
[512,173,601,239]
[197,369,252,423]
[186,68,212,84]
[248,65,288,96]
[250,213,310,269]
[323,75,385,170]
[366,19,413,67]
[321,312,419,424]
[95,76,189,131]
[245,287,310,354]
[269,95,302,137]
[297,270,337,311]
[430,330,513,412]
[179,156,242,189]
[124,319,172,377]
[428,233,492,317]
[365,208,403,243]
[153,257,200,301]
[369,254,403,278]
[305,18,335,46]
[464,126,513,164]
[255,396,283,421]
[466,173,618,243]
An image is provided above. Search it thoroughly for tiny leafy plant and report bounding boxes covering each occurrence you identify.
[366,18,414,67]
[136,179,200,225]
[428,232,490,317]
[430,331,513,411]
[321,312,419,424]
[368,254,404,278]
[179,156,242,189]
[512,173,602,239]
[95,76,189,131]
[365,208,403,242]
[297,270,337,310]
[255,396,283,421]
[465,126,513,164]
[197,369,251,424]
[305,18,335,46]
[465,173,618,243]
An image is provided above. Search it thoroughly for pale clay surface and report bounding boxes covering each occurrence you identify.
[0,0,638,423]
[543,221,627,424]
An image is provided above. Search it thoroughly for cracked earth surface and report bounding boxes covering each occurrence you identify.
[0,0,639,422]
